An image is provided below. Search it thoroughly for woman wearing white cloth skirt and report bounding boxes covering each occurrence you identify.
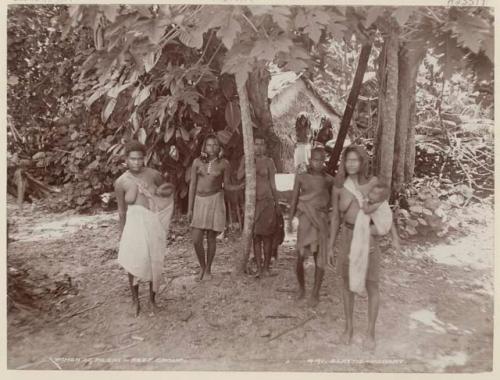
[115,141,174,317]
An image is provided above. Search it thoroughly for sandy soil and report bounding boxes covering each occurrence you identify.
[7,201,494,372]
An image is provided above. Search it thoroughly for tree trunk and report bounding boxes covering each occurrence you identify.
[404,91,417,182]
[326,43,373,175]
[236,77,256,274]
[375,32,398,187]
[393,43,425,195]
[247,66,283,172]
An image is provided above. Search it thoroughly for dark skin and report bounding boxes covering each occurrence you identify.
[289,150,334,307]
[114,150,173,317]
[328,150,400,350]
[188,137,243,280]
[252,138,279,278]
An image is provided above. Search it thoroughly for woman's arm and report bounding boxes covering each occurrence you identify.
[268,158,279,204]
[362,200,384,214]
[328,186,341,263]
[288,174,300,220]
[114,179,127,237]
[187,159,199,220]
[390,223,401,254]
[223,159,244,191]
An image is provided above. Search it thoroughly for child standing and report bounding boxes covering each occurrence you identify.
[289,147,334,307]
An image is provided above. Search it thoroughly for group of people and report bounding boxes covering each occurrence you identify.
[114,130,400,351]
[294,114,335,173]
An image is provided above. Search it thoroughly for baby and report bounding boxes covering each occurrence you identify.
[361,182,393,236]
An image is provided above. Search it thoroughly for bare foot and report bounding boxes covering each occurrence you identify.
[307,296,320,308]
[296,289,306,301]
[149,301,161,315]
[339,328,353,345]
[205,272,213,280]
[133,301,140,317]
[196,269,206,281]
[362,335,376,351]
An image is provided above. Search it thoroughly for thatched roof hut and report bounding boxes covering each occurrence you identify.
[269,71,342,172]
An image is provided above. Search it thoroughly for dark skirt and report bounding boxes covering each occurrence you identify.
[254,197,277,236]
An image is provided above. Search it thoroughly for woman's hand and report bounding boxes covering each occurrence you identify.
[156,183,174,197]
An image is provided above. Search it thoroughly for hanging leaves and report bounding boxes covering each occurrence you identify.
[220,74,236,100]
[137,127,147,144]
[101,97,117,122]
[180,127,190,142]
[217,129,233,145]
[164,125,176,143]
[225,101,241,130]
[86,86,109,108]
[107,82,132,98]
[130,112,140,132]
[134,85,151,106]
[144,49,162,73]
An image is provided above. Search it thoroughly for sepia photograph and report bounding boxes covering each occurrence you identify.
[5,1,495,373]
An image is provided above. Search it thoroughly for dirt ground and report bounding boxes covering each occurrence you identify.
[6,199,494,372]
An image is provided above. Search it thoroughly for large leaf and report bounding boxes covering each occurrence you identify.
[134,85,151,106]
[217,129,233,145]
[135,17,172,45]
[250,39,278,62]
[107,82,132,98]
[130,111,140,132]
[86,86,109,108]
[250,36,294,62]
[481,36,494,63]
[164,125,176,143]
[178,27,205,49]
[225,101,241,130]
[220,74,236,100]
[217,17,241,50]
[180,127,190,142]
[364,7,386,28]
[454,13,490,55]
[327,22,348,41]
[137,127,147,144]
[144,49,162,73]
[392,7,414,27]
[102,97,117,122]
[285,58,309,73]
[101,5,119,23]
[270,6,292,31]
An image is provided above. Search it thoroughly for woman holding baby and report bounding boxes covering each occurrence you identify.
[328,145,400,351]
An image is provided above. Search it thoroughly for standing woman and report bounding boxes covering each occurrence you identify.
[294,113,312,173]
[238,135,280,277]
[328,145,381,349]
[115,141,175,317]
[188,134,243,280]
